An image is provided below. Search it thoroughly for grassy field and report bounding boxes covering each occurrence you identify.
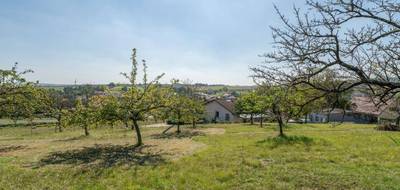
[1,123,400,189]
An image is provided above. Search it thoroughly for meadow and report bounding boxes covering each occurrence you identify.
[1,123,400,189]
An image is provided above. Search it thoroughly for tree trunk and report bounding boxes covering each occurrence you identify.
[177,123,181,134]
[304,114,308,124]
[131,122,135,130]
[162,125,175,134]
[277,115,284,136]
[57,115,63,132]
[132,119,143,146]
[260,114,263,128]
[177,113,181,134]
[250,113,254,125]
[192,118,196,128]
[84,125,89,136]
[273,103,284,136]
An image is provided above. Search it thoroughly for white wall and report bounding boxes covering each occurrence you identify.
[205,101,236,122]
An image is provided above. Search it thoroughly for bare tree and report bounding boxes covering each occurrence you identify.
[252,0,400,106]
[120,49,167,146]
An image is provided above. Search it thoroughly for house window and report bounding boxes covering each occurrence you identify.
[215,111,220,119]
[225,113,230,121]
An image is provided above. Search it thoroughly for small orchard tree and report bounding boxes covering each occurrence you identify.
[187,99,205,128]
[120,49,167,146]
[45,89,71,132]
[0,63,36,123]
[6,88,37,127]
[69,99,98,136]
[164,93,191,133]
[163,80,205,132]
[235,91,259,125]
[255,85,311,136]
[89,94,121,128]
[253,91,271,128]
[0,63,33,107]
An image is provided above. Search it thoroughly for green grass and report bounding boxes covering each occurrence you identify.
[1,123,400,189]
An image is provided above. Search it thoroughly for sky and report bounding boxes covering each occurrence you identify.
[0,0,303,85]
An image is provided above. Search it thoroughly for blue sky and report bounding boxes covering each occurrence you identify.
[0,0,302,85]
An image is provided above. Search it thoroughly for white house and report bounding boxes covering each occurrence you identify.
[204,99,241,123]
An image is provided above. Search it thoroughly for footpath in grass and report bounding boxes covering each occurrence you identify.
[0,123,400,189]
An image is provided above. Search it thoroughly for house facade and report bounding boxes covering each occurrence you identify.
[308,109,355,123]
[204,99,241,123]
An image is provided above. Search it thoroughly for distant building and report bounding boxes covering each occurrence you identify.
[204,99,241,123]
[308,96,387,123]
[350,96,385,123]
[308,109,357,123]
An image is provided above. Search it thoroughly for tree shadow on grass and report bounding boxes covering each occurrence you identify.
[52,135,88,142]
[33,144,165,169]
[151,130,205,139]
[0,145,27,153]
[257,135,315,149]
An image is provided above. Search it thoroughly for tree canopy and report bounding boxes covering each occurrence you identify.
[252,0,400,107]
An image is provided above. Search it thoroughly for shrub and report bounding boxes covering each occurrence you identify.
[376,123,400,131]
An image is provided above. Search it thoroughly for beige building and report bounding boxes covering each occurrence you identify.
[204,99,241,123]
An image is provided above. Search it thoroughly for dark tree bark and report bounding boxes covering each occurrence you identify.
[177,112,181,134]
[192,118,196,128]
[260,114,263,128]
[162,125,175,134]
[277,115,284,137]
[84,125,89,136]
[273,103,285,136]
[177,123,181,134]
[132,119,142,146]
[250,113,254,125]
